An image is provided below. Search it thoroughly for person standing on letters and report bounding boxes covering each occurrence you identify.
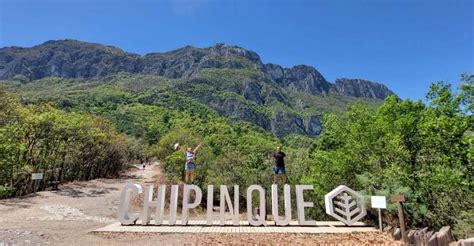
[272,146,288,184]
[178,143,203,184]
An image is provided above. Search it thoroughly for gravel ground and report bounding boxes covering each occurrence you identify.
[0,164,156,245]
[0,163,401,245]
[93,231,401,246]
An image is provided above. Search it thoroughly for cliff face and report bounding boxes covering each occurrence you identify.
[142,43,263,78]
[0,40,393,99]
[0,40,396,137]
[334,78,394,99]
[0,40,142,79]
[263,64,332,95]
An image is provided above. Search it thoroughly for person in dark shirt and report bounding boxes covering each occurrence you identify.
[272,146,288,184]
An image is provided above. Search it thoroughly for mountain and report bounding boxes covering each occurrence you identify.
[0,40,395,137]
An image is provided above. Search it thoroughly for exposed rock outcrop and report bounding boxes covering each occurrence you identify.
[0,39,394,100]
[281,65,332,95]
[0,39,397,137]
[0,40,142,79]
[271,111,323,137]
[334,78,394,99]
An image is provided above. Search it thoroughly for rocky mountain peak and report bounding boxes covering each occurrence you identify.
[0,39,399,137]
[281,65,332,95]
[140,43,262,78]
[0,39,141,79]
[0,39,395,101]
[207,43,262,64]
[334,78,394,99]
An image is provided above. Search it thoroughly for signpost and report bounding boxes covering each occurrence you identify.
[31,173,43,180]
[370,196,387,232]
[390,194,407,244]
[31,172,43,193]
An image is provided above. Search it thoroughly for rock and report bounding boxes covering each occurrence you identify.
[210,97,271,131]
[1,40,395,100]
[142,43,263,79]
[208,43,262,64]
[414,228,428,246]
[407,229,416,244]
[281,65,332,95]
[427,232,438,246]
[306,116,323,136]
[142,46,204,79]
[0,39,398,137]
[393,228,401,240]
[265,89,287,104]
[457,238,474,246]
[334,78,394,99]
[0,40,142,80]
[271,111,305,137]
[241,81,265,105]
[270,111,322,137]
[383,225,393,233]
[0,41,264,81]
[425,231,434,242]
[263,63,284,82]
[436,226,453,245]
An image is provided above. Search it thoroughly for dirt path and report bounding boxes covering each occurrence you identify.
[0,162,400,245]
[0,163,163,245]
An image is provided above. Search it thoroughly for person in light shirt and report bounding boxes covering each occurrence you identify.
[177,142,203,184]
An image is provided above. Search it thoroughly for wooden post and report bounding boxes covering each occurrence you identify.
[397,202,407,244]
[33,179,37,193]
[390,194,407,244]
[436,226,452,245]
[378,208,382,232]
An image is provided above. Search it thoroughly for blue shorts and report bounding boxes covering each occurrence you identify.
[273,165,286,174]
[185,162,196,170]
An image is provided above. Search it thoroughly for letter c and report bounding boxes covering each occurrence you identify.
[118,183,142,225]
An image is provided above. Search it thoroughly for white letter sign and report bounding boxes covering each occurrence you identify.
[219,185,239,226]
[118,183,142,225]
[271,184,291,226]
[295,185,316,226]
[325,185,367,226]
[246,185,266,226]
[182,185,203,225]
[117,183,369,227]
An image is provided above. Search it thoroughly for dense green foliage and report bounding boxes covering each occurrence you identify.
[0,88,144,198]
[301,74,473,237]
[0,71,472,238]
[4,71,384,138]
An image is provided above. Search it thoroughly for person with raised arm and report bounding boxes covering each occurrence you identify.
[177,142,203,184]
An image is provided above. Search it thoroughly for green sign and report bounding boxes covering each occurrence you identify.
[31,173,43,180]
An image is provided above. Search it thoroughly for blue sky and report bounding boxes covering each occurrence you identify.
[1,0,472,100]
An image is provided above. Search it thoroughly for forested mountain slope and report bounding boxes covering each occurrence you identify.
[0,40,394,136]
[0,40,472,238]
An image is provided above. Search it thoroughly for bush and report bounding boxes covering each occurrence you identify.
[300,78,473,237]
[0,88,144,197]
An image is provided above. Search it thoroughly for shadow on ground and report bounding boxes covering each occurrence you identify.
[53,187,119,198]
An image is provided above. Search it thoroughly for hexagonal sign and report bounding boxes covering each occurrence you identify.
[324,185,366,226]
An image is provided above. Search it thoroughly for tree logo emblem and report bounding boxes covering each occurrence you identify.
[324,185,367,226]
